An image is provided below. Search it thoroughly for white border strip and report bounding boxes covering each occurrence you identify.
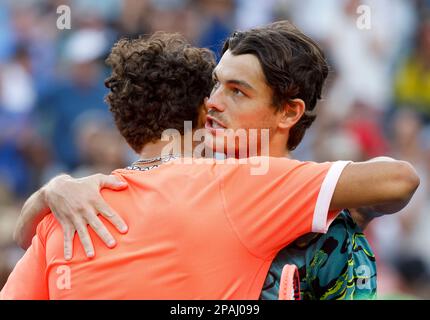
[312,160,352,233]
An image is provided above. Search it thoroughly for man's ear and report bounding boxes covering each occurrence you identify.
[277,98,305,130]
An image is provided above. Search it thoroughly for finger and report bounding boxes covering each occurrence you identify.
[63,225,75,261]
[96,202,128,234]
[97,174,128,191]
[73,218,95,258]
[85,211,117,248]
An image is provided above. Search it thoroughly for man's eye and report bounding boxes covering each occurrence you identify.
[232,88,244,96]
[212,80,220,90]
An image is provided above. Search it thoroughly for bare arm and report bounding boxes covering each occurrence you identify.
[14,180,59,250]
[349,198,413,231]
[343,157,418,230]
[330,158,420,217]
[14,174,129,260]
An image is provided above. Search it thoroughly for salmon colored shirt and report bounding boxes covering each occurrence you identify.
[1,157,350,299]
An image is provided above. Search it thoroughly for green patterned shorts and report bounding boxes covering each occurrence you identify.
[260,210,377,300]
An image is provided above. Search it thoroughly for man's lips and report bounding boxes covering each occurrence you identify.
[205,115,227,132]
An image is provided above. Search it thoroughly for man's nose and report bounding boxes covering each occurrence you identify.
[206,89,226,112]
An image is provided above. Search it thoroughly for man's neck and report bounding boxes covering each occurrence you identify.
[138,140,178,160]
[268,149,290,158]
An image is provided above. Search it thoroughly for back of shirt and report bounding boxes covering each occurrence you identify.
[1,157,349,299]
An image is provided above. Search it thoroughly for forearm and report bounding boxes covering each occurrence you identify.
[14,187,51,249]
[349,156,416,230]
[14,174,73,249]
[351,195,413,229]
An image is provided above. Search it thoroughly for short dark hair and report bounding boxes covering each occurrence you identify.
[222,21,329,151]
[105,32,216,153]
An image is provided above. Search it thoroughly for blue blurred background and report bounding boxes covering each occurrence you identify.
[0,0,430,299]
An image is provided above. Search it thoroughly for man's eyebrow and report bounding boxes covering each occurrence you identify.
[213,71,255,92]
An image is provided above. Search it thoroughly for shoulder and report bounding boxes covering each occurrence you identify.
[36,213,61,245]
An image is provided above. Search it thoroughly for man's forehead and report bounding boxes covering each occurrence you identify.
[214,50,265,83]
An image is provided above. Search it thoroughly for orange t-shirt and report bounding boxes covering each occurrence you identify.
[1,157,350,299]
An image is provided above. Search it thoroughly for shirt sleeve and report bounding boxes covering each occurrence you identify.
[218,157,351,260]
[0,219,50,300]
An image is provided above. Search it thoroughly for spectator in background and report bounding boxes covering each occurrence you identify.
[146,0,202,45]
[118,0,151,37]
[0,45,36,197]
[0,2,15,62]
[394,17,430,121]
[343,100,389,160]
[370,108,430,298]
[36,29,111,171]
[235,0,276,30]
[0,1,59,199]
[197,0,234,57]
[72,110,129,178]
[290,0,417,114]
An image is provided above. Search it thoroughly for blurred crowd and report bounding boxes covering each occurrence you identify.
[0,0,429,299]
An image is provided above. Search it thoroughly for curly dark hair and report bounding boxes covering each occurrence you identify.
[105,32,216,153]
[222,21,329,151]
